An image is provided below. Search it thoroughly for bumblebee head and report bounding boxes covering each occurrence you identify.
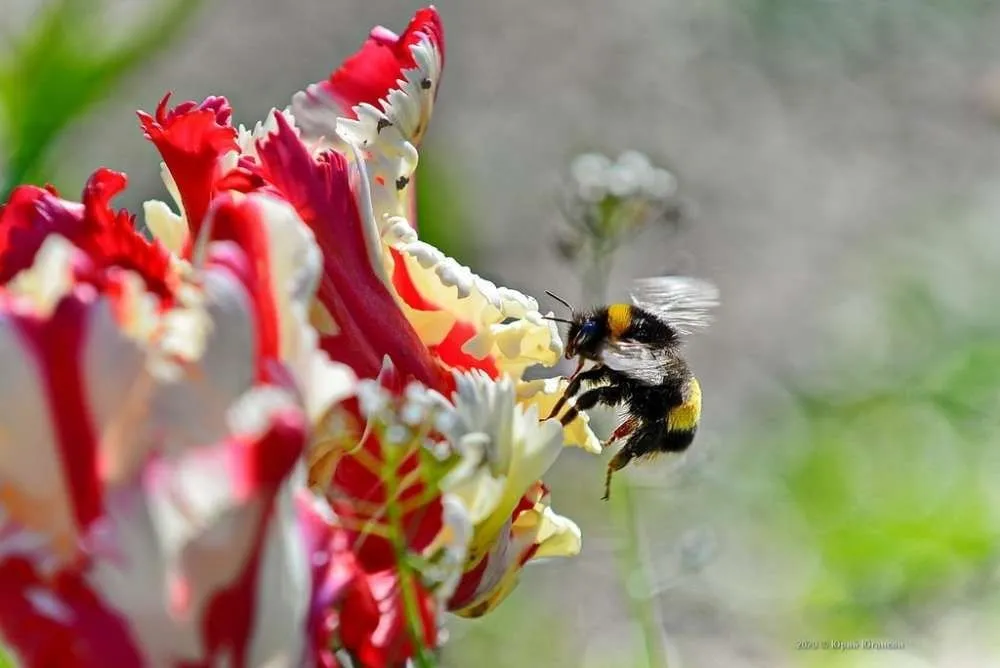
[565,314,608,361]
[542,290,608,361]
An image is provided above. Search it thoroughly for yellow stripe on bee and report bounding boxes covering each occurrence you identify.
[607,304,632,338]
[667,377,702,432]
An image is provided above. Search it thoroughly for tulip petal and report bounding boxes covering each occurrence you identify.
[256,113,450,390]
[88,389,310,666]
[138,94,238,235]
[0,170,174,299]
[434,372,565,561]
[516,377,603,454]
[387,241,564,380]
[0,230,339,664]
[0,249,151,559]
[292,7,444,148]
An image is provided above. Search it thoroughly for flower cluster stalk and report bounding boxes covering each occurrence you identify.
[582,248,669,668]
[384,440,438,668]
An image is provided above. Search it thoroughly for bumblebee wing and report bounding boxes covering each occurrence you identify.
[630,276,719,335]
[603,341,669,385]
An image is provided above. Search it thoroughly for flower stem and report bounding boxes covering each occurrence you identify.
[581,253,669,668]
[615,480,670,668]
[582,242,614,307]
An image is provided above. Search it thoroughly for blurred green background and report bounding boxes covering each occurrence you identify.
[5,1,1000,666]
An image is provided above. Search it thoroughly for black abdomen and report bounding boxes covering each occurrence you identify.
[660,427,696,453]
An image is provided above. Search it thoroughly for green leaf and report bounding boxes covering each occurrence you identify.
[0,0,203,197]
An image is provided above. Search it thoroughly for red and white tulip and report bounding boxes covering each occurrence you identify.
[0,5,600,665]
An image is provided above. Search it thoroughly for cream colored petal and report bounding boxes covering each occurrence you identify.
[5,235,76,316]
[245,488,310,666]
[309,300,339,337]
[90,466,280,665]
[81,294,155,487]
[109,270,163,342]
[430,494,474,603]
[390,241,502,325]
[444,467,506,527]
[489,316,562,377]
[142,199,188,255]
[304,352,356,424]
[502,403,564,517]
[237,108,298,162]
[451,513,538,617]
[89,387,308,665]
[323,32,442,227]
[387,243,563,381]
[160,162,183,216]
[452,499,581,617]
[399,301,454,348]
[512,505,582,560]
[516,378,602,454]
[0,249,161,560]
[87,484,199,663]
[247,195,320,364]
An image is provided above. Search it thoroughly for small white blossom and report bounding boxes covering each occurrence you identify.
[357,379,391,419]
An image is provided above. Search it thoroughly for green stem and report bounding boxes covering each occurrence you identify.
[581,250,669,668]
[582,242,613,306]
[383,445,437,668]
[616,480,670,668]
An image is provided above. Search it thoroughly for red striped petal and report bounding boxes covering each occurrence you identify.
[256,114,451,391]
[7,287,105,535]
[201,196,282,374]
[0,556,143,668]
[177,411,307,668]
[389,248,499,378]
[326,7,444,118]
[0,169,173,298]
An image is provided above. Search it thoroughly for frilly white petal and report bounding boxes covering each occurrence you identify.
[388,243,564,377]
[237,107,298,162]
[434,371,564,557]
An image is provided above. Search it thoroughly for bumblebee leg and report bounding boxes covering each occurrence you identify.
[545,365,613,420]
[559,384,625,426]
[602,424,662,500]
[603,418,638,449]
[603,448,634,501]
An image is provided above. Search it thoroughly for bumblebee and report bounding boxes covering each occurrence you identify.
[543,276,719,500]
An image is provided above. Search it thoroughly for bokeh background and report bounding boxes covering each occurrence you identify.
[5,1,1000,666]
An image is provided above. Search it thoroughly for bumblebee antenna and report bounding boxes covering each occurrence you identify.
[545,290,575,312]
[541,315,574,325]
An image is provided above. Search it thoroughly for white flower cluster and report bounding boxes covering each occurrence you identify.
[356,374,455,456]
[569,150,678,204]
[352,365,474,605]
[557,150,685,262]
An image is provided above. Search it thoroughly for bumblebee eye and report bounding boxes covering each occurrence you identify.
[580,320,599,337]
